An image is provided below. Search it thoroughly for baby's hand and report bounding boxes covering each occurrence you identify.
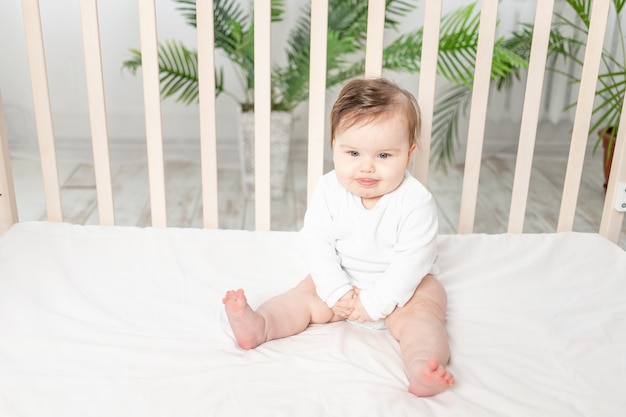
[331,289,356,318]
[348,288,373,323]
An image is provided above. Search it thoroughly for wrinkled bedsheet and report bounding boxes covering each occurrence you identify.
[1,222,625,416]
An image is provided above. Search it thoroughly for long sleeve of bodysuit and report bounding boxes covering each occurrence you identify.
[301,172,439,320]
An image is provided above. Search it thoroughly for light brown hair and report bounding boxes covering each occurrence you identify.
[330,77,421,148]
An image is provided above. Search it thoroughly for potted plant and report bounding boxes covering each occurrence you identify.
[503,0,625,189]
[123,1,530,179]
[123,0,419,197]
[230,0,421,197]
[561,0,625,189]
[123,0,289,196]
[122,0,286,109]
[331,2,530,170]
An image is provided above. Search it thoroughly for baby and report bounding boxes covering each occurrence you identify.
[223,77,454,397]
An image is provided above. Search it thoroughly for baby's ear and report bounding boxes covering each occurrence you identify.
[407,143,417,166]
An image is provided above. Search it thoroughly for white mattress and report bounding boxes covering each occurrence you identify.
[0,222,625,416]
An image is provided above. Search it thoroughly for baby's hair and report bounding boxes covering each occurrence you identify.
[330,77,421,148]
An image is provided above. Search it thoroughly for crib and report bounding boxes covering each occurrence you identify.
[1,0,625,416]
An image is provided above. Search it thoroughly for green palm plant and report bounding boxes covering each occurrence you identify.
[342,2,528,169]
[383,3,529,168]
[505,0,625,184]
[557,0,626,139]
[507,0,626,138]
[122,1,530,169]
[123,0,286,111]
[123,0,417,112]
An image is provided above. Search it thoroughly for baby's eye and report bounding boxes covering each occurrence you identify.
[348,150,359,157]
[378,153,390,159]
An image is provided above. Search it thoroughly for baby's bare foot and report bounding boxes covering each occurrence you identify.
[222,289,266,350]
[408,357,455,397]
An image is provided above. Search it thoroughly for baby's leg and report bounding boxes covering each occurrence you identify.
[223,275,338,350]
[384,275,454,397]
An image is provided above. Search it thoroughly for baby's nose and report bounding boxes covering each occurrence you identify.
[360,157,375,172]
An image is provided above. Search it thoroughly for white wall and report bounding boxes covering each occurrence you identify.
[1,0,229,151]
[0,1,472,143]
[1,0,365,152]
[1,0,564,162]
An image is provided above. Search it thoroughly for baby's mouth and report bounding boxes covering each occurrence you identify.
[357,178,378,187]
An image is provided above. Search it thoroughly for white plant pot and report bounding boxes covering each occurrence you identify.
[239,111,292,198]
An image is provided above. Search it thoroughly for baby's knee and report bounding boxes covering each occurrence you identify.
[387,277,448,328]
[300,274,335,324]
[415,275,448,310]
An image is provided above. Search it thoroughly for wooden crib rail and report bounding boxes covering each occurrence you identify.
[0,94,18,231]
[306,0,329,206]
[0,0,624,242]
[507,0,555,234]
[196,0,219,229]
[601,94,626,243]
[21,0,63,224]
[80,0,115,226]
[457,0,498,234]
[557,0,611,233]
[137,0,167,228]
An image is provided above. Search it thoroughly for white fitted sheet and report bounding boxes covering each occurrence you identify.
[0,222,625,416]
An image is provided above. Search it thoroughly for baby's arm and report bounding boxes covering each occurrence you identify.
[357,193,439,321]
[302,176,353,308]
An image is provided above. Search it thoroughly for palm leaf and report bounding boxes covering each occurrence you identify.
[377,3,529,169]
[272,0,419,111]
[123,40,225,105]
[437,3,480,88]
[122,49,143,75]
[174,0,284,28]
[158,40,199,104]
[431,84,473,170]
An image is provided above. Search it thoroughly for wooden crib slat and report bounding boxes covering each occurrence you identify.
[364,0,386,77]
[254,0,271,231]
[6,1,624,242]
[306,0,329,206]
[79,0,115,226]
[457,0,499,234]
[600,94,626,242]
[0,94,18,233]
[557,0,610,232]
[21,0,63,223]
[196,0,219,229]
[412,0,442,185]
[507,0,555,233]
[137,0,167,228]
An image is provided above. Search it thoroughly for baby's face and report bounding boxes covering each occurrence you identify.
[332,113,415,209]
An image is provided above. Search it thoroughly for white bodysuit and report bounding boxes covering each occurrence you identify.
[301,170,439,323]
